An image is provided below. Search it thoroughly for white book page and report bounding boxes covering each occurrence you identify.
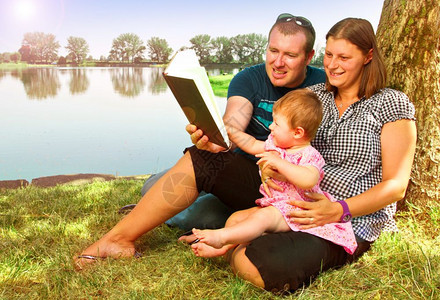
[165,49,229,146]
[165,49,201,74]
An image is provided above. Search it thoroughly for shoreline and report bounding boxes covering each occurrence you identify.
[0,173,149,189]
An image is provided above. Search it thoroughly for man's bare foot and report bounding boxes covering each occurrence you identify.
[74,234,137,270]
[191,242,229,258]
[192,228,225,249]
[177,231,199,245]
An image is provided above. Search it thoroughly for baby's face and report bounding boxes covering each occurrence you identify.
[269,113,295,149]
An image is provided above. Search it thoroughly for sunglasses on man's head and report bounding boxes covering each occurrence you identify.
[276,13,312,28]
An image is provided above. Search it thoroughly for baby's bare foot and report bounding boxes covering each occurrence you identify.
[191,242,228,258]
[177,231,199,245]
[192,228,224,249]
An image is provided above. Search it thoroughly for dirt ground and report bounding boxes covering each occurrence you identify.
[0,173,148,190]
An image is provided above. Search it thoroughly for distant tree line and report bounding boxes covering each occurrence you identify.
[0,52,21,63]
[1,32,269,65]
[310,47,324,67]
[2,31,325,67]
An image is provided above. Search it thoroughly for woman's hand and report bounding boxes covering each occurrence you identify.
[288,192,343,229]
[186,124,226,153]
[259,164,273,197]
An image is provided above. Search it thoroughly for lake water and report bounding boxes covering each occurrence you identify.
[0,67,228,181]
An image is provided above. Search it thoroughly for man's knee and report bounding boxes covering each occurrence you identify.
[141,168,170,196]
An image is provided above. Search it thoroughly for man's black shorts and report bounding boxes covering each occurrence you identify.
[186,146,262,210]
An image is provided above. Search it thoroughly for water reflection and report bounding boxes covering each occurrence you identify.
[0,66,228,181]
[69,68,90,95]
[0,66,239,100]
[148,67,168,95]
[13,68,61,100]
[0,66,173,100]
[206,66,240,76]
[110,67,145,98]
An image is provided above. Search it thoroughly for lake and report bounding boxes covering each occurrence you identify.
[0,67,228,181]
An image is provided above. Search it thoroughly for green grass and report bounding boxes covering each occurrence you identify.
[1,179,439,299]
[210,74,234,98]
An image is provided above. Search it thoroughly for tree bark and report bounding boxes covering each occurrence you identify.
[376,0,440,206]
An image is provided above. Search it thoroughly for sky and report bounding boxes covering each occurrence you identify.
[0,0,386,59]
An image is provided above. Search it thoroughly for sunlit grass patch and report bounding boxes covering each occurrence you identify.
[0,180,438,299]
[0,62,29,69]
[210,74,233,97]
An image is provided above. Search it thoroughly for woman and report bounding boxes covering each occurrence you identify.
[226,18,416,292]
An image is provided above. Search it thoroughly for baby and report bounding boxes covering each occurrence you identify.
[191,89,357,258]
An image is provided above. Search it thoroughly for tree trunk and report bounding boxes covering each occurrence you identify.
[376,0,440,207]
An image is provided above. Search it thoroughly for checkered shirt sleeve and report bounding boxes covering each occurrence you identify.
[308,84,416,242]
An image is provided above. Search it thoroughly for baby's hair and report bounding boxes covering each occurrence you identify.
[273,89,323,139]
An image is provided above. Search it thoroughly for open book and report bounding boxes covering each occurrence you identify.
[163,49,230,149]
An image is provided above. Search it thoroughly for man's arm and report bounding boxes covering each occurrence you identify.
[186,95,254,153]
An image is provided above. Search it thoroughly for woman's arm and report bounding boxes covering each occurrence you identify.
[289,119,417,227]
[346,119,417,216]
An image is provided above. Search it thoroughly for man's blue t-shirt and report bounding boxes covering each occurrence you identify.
[227,63,326,143]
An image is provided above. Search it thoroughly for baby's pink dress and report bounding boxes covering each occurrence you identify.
[256,135,357,254]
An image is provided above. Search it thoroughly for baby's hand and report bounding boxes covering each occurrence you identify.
[255,151,282,168]
[258,152,284,194]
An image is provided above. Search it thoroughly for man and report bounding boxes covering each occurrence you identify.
[76,13,325,291]
[136,13,326,230]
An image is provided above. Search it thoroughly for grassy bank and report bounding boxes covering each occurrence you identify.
[210,74,234,98]
[1,179,439,299]
[0,62,29,69]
